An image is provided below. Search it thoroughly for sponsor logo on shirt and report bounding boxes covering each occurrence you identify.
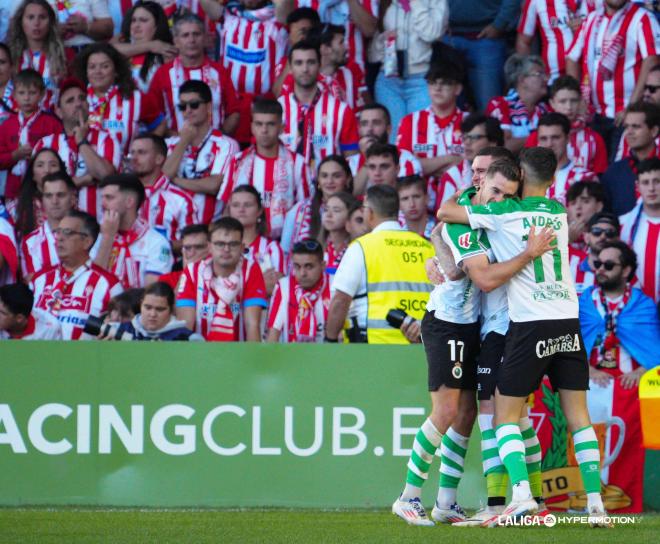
[413,143,434,153]
[103,120,126,131]
[226,45,267,64]
[312,134,330,146]
[532,283,571,302]
[536,333,581,358]
[458,232,473,249]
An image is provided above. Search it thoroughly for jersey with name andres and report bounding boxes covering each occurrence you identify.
[427,187,486,324]
[467,196,577,322]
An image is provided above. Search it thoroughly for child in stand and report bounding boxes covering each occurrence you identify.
[0,69,62,200]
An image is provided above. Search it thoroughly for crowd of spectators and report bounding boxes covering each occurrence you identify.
[0,0,658,383]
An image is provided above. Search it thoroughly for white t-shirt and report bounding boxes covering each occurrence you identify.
[0,308,62,340]
[48,0,112,47]
[332,220,403,330]
[467,196,578,323]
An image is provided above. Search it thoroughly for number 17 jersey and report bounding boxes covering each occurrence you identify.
[467,196,578,323]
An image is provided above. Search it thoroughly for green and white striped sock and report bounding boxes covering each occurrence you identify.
[402,418,443,500]
[478,414,504,475]
[496,423,532,501]
[572,425,602,499]
[437,426,469,508]
[520,417,543,501]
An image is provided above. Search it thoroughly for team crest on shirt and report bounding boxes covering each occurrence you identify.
[452,363,463,379]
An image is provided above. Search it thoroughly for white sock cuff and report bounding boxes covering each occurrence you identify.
[422,418,443,446]
[573,426,598,445]
[446,426,469,447]
[478,414,494,431]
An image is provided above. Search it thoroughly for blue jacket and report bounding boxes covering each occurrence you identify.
[600,159,638,216]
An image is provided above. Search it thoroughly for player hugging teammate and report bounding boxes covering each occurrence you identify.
[392,147,609,528]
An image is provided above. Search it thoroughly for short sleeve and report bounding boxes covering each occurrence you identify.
[339,105,359,153]
[267,279,287,331]
[396,114,413,152]
[244,261,268,308]
[466,205,502,231]
[331,241,365,297]
[139,91,164,128]
[638,12,660,58]
[441,223,486,266]
[176,265,196,306]
[146,232,174,275]
[518,0,537,36]
[220,68,241,116]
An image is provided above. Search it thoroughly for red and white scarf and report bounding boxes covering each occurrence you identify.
[288,273,328,342]
[11,110,40,178]
[207,260,242,342]
[592,284,632,368]
[109,218,150,288]
[291,199,316,246]
[233,145,296,238]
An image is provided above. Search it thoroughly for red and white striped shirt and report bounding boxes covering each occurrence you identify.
[219,145,311,238]
[130,54,161,94]
[547,161,597,203]
[620,201,660,302]
[30,260,123,340]
[527,122,609,173]
[0,216,17,286]
[348,148,422,179]
[0,308,62,340]
[569,245,596,295]
[19,49,59,109]
[176,256,268,340]
[278,88,359,169]
[148,57,240,132]
[218,11,288,95]
[267,272,331,343]
[567,3,660,118]
[434,159,473,212]
[140,174,196,242]
[293,0,377,69]
[106,218,174,289]
[518,0,583,81]
[486,90,548,138]
[280,62,367,110]
[166,129,240,224]
[33,132,87,179]
[245,235,286,276]
[21,221,58,279]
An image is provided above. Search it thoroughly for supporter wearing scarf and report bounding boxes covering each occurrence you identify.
[287,272,329,342]
[208,260,242,341]
[109,217,150,288]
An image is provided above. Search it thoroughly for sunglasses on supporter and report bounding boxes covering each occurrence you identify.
[293,239,322,252]
[177,100,204,112]
[644,84,660,93]
[590,227,617,238]
[593,260,621,271]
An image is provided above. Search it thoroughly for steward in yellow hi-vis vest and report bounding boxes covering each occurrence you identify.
[358,229,434,343]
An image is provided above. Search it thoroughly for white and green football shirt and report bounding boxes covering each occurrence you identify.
[427,187,485,324]
[466,196,578,323]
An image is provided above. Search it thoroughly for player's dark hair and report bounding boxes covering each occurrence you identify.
[14,68,45,91]
[360,103,391,125]
[66,210,100,243]
[181,224,210,239]
[519,147,557,187]
[230,185,268,236]
[0,284,34,318]
[474,146,515,161]
[42,171,76,193]
[133,133,168,157]
[179,80,212,103]
[600,241,637,282]
[366,185,399,219]
[461,114,504,146]
[99,174,146,211]
[292,238,324,259]
[538,112,571,135]
[289,39,320,62]
[486,159,522,184]
[286,7,321,27]
[209,216,244,239]
[143,281,175,310]
[252,96,283,117]
[549,75,580,98]
[566,181,605,203]
[366,142,399,165]
[625,101,660,129]
[637,157,660,177]
[397,174,426,193]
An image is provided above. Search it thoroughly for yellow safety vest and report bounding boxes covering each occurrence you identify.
[357,228,434,344]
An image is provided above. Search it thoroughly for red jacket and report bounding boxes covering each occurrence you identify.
[0,110,63,198]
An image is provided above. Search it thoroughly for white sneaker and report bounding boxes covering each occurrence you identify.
[392,496,435,526]
[481,498,538,528]
[452,507,500,527]
[588,505,613,528]
[431,502,467,524]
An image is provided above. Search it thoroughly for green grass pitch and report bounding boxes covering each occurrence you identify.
[0,509,657,544]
